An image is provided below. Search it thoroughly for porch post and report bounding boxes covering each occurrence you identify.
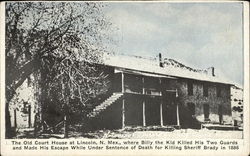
[122,98,125,129]
[121,72,124,93]
[121,72,125,129]
[142,77,146,126]
[176,89,180,127]
[176,104,180,126]
[143,101,146,126]
[159,78,163,126]
[160,102,163,126]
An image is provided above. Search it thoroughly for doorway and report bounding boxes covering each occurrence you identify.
[145,98,160,126]
[187,103,195,116]
[218,105,223,124]
[203,104,210,121]
[162,91,177,125]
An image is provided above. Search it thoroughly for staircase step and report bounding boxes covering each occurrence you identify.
[87,93,123,118]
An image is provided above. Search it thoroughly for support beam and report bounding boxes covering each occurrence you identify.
[142,77,145,94]
[175,89,180,127]
[121,72,125,129]
[14,109,17,128]
[142,77,146,127]
[160,102,163,126]
[159,78,162,96]
[159,78,163,126]
[143,101,146,127]
[121,72,124,93]
[176,103,180,126]
[122,98,125,129]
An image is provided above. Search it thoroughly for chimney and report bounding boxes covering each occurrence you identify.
[207,67,215,76]
[212,67,215,76]
[159,53,163,67]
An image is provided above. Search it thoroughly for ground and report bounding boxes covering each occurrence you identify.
[15,127,243,139]
[79,129,243,139]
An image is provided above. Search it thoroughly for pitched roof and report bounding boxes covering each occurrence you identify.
[103,53,233,85]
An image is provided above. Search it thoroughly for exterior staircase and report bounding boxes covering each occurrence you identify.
[87,92,123,118]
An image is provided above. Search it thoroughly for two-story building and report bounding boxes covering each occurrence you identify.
[9,53,234,131]
[86,53,233,130]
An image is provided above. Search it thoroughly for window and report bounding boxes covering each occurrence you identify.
[124,74,142,94]
[187,81,193,96]
[216,85,222,97]
[203,104,210,121]
[203,84,208,97]
[144,77,161,95]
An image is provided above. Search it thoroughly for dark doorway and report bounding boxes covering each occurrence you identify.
[162,91,176,125]
[145,98,160,126]
[125,95,143,126]
[218,105,223,124]
[203,104,210,121]
[187,103,195,116]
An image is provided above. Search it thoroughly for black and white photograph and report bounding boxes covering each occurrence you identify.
[1,1,249,155]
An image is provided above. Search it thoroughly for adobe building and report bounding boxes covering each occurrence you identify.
[87,53,233,130]
[8,53,234,131]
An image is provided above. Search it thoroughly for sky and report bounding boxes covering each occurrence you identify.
[104,2,243,86]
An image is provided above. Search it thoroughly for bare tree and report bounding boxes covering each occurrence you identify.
[5,2,111,138]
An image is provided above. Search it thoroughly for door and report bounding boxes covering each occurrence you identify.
[124,95,143,126]
[218,105,223,124]
[187,103,195,116]
[145,98,160,126]
[203,104,210,121]
[162,91,177,125]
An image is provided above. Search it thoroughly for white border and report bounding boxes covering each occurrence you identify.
[0,1,249,156]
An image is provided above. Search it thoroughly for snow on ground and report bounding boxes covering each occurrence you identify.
[125,129,243,139]
[80,128,243,139]
[16,128,243,139]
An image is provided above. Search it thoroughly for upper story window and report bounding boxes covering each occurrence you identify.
[216,85,222,97]
[187,81,193,96]
[203,84,208,97]
[124,74,142,94]
[144,77,161,95]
